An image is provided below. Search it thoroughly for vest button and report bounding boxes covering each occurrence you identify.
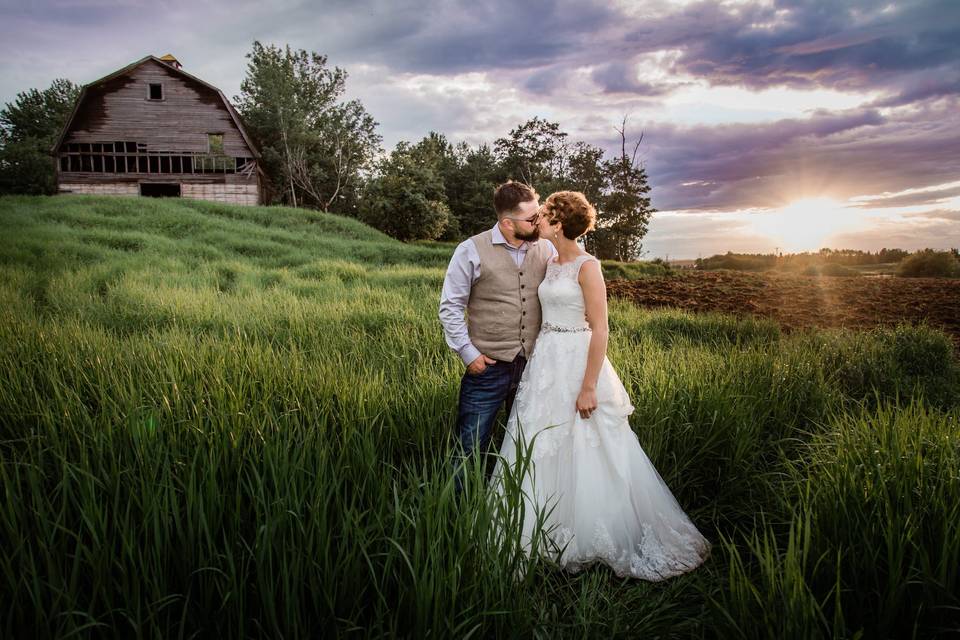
[520,284,525,289]
[522,325,525,330]
[522,311,526,315]
[522,297,526,302]
[519,271,523,276]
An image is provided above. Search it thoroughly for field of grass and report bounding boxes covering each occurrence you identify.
[1,195,959,638]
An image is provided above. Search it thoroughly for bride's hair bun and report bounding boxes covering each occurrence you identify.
[541,191,597,240]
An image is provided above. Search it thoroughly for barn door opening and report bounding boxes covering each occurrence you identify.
[140,183,181,198]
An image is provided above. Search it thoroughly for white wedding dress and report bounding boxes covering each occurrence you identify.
[488,254,711,580]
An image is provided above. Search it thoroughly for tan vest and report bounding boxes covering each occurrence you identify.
[467,229,552,361]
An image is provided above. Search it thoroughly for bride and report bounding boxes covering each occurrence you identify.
[488,191,711,581]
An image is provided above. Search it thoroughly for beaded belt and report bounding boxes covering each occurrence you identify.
[541,321,592,334]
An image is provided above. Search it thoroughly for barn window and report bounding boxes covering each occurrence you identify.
[148,83,163,100]
[208,133,224,155]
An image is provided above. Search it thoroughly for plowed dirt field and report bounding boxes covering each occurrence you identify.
[607,271,960,350]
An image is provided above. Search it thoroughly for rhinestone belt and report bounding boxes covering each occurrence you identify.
[541,321,592,333]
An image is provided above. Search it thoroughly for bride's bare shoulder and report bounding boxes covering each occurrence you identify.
[576,254,603,281]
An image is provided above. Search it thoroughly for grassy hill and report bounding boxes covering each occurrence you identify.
[1,195,959,637]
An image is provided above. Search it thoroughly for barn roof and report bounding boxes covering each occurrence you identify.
[51,55,260,158]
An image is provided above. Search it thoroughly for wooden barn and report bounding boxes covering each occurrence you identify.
[52,54,260,205]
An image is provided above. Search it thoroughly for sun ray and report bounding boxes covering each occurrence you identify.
[750,197,869,253]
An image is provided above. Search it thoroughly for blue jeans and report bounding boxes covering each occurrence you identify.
[452,354,527,496]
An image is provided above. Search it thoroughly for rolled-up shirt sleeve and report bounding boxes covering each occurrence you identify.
[439,240,482,366]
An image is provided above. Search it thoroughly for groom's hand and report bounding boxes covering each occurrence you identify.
[467,354,497,375]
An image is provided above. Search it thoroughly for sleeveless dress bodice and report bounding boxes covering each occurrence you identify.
[537,254,594,331]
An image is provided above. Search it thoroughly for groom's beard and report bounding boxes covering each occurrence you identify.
[514,227,541,241]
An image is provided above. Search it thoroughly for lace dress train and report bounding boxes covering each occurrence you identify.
[488,254,710,580]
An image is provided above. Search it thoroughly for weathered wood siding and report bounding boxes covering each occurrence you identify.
[182,183,258,205]
[64,59,250,156]
[59,182,139,196]
[60,182,258,206]
[57,173,255,185]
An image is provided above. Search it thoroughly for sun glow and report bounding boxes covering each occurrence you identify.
[750,197,867,252]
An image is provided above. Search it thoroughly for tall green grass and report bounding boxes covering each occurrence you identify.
[1,195,958,637]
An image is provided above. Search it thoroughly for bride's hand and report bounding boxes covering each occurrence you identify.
[576,388,597,419]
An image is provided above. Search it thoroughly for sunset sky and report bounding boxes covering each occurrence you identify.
[2,0,958,259]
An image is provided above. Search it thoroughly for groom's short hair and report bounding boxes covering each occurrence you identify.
[494,181,538,217]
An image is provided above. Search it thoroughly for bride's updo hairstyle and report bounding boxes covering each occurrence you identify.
[541,191,597,240]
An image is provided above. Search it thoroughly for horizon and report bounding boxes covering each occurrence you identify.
[665,246,954,262]
[2,0,958,259]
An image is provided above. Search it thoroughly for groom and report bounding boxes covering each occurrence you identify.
[439,181,557,495]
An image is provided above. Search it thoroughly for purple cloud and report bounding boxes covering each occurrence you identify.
[852,186,960,209]
[626,0,960,96]
[625,102,960,212]
[590,62,674,95]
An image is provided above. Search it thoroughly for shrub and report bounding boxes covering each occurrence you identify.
[696,252,776,271]
[896,249,960,278]
[601,260,671,280]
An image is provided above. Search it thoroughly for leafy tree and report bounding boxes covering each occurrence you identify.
[585,119,655,261]
[494,117,568,193]
[449,142,499,237]
[566,141,606,207]
[410,132,461,239]
[411,132,458,182]
[0,139,61,195]
[896,249,960,278]
[491,117,654,260]
[346,114,656,253]
[359,141,451,241]
[308,99,381,216]
[235,41,380,213]
[0,78,80,195]
[878,248,909,263]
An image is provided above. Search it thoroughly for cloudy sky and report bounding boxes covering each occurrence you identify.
[2,0,958,258]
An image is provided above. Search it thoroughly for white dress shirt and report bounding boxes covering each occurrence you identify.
[439,222,558,365]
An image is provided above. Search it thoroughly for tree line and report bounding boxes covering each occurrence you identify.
[695,247,960,277]
[0,42,654,260]
[695,248,915,271]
